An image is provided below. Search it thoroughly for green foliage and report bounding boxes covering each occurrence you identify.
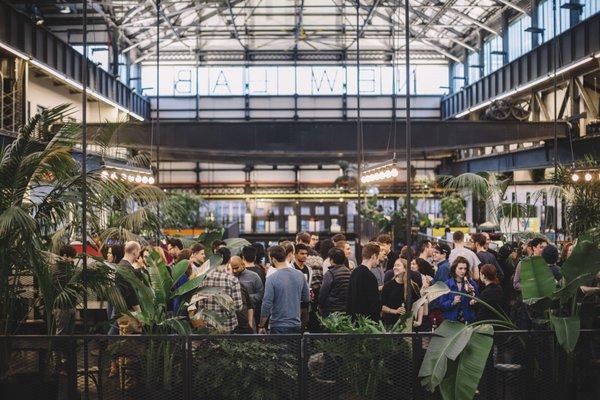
[0,104,145,335]
[550,315,580,354]
[560,234,600,284]
[108,338,184,392]
[159,193,205,229]
[416,282,518,399]
[519,256,557,304]
[195,228,225,256]
[318,312,410,334]
[441,193,466,226]
[111,249,226,334]
[552,156,600,236]
[315,312,411,399]
[191,339,298,400]
[438,324,494,400]
[360,195,427,240]
[441,172,528,227]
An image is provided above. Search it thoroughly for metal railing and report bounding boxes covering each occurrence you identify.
[1,330,598,400]
[441,12,600,119]
[0,2,149,120]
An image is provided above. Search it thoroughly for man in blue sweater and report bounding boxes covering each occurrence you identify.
[259,245,310,334]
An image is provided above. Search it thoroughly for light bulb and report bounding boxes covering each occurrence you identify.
[127,175,135,182]
[142,176,149,184]
[571,173,580,182]
[584,173,593,182]
[135,175,142,183]
[391,168,399,177]
[110,172,117,180]
[100,170,109,179]
[148,177,155,185]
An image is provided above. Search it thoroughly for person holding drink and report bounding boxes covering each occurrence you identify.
[439,256,479,324]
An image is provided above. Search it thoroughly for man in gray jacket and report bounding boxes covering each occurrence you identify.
[230,256,264,313]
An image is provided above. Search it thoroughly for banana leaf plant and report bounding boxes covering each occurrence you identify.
[109,249,229,334]
[416,282,519,400]
[418,235,600,400]
[105,249,232,391]
[519,235,600,353]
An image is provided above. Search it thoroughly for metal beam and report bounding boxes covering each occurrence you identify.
[495,0,527,14]
[574,77,599,118]
[419,39,462,63]
[131,0,244,59]
[226,0,247,50]
[446,7,500,36]
[348,0,460,62]
[87,120,569,164]
[437,136,600,175]
[345,0,383,49]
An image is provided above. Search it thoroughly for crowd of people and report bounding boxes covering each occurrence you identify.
[55,230,583,339]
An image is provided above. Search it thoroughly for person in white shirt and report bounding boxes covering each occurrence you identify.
[448,231,481,281]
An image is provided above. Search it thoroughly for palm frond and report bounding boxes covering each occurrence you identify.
[0,206,37,238]
[531,185,571,204]
[442,172,493,200]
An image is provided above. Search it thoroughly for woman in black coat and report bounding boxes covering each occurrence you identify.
[476,264,507,321]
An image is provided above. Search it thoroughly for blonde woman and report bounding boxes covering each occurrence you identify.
[382,258,423,328]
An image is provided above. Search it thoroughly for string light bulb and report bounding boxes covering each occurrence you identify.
[584,172,593,182]
[571,173,580,182]
[99,163,156,186]
[360,161,402,184]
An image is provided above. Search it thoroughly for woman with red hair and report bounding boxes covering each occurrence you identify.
[476,264,506,321]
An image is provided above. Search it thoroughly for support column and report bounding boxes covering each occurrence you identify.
[462,48,469,85]
[501,10,510,66]
[531,0,541,48]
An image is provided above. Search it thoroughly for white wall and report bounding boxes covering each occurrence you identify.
[27,68,128,123]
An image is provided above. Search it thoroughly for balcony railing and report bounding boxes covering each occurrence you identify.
[441,12,600,119]
[0,2,149,120]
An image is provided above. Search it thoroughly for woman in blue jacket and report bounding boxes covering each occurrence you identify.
[439,256,479,323]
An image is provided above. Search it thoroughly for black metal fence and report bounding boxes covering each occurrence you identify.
[0,330,598,400]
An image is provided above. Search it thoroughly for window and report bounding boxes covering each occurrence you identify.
[483,35,503,76]
[451,62,465,92]
[118,54,128,83]
[72,44,110,72]
[582,0,600,19]
[467,51,481,83]
[140,64,449,96]
[508,15,532,61]
[538,0,573,43]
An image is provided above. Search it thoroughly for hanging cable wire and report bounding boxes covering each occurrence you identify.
[356,0,362,246]
[156,0,161,237]
[552,0,559,235]
[81,1,90,398]
[404,0,412,248]
[386,3,399,160]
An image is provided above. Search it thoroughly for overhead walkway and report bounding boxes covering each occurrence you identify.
[442,12,600,120]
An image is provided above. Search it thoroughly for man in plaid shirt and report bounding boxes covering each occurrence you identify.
[188,248,243,333]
